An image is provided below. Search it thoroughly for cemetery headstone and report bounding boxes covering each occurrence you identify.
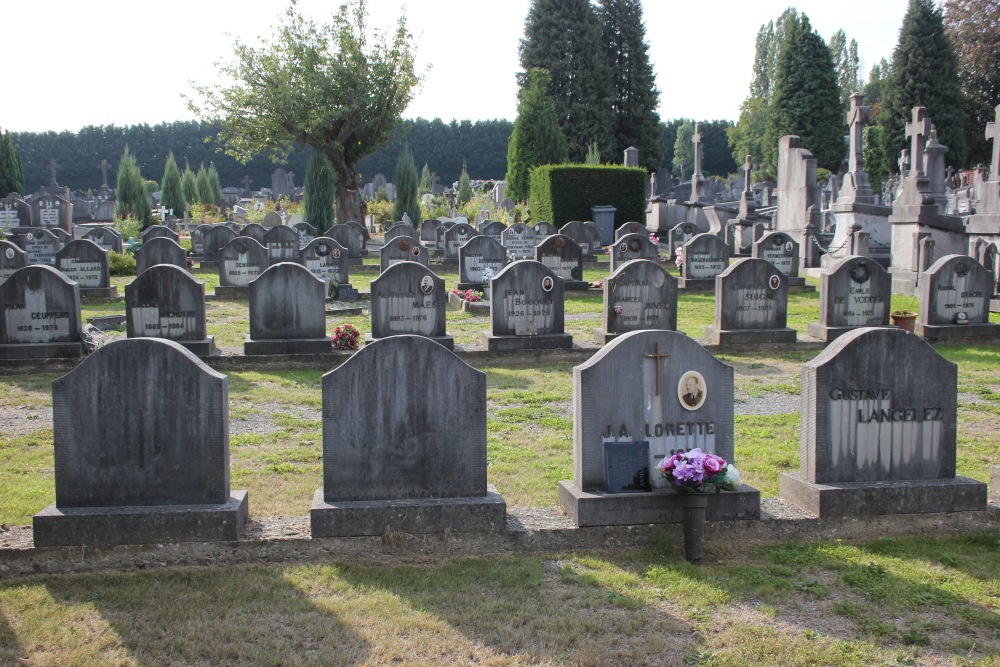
[458,235,508,291]
[263,225,300,265]
[560,220,603,258]
[140,225,180,245]
[597,259,677,343]
[611,232,659,273]
[535,234,589,289]
[326,224,365,262]
[615,221,646,242]
[310,334,504,537]
[20,229,62,266]
[532,221,557,240]
[292,221,317,249]
[380,237,429,272]
[201,225,238,269]
[384,222,417,244]
[915,254,1000,341]
[501,223,537,260]
[0,240,26,284]
[217,237,269,297]
[780,327,985,517]
[300,237,355,300]
[443,222,478,265]
[82,226,122,253]
[262,211,282,228]
[240,223,267,245]
[704,258,796,346]
[808,256,891,341]
[0,195,31,229]
[483,260,572,351]
[479,220,506,241]
[419,218,442,251]
[56,239,115,298]
[369,262,452,349]
[0,264,83,358]
[344,219,370,244]
[125,264,215,356]
[678,233,730,290]
[30,193,71,232]
[558,329,758,527]
[32,338,247,546]
[245,262,330,355]
[753,231,810,289]
[135,237,187,276]
[667,223,698,257]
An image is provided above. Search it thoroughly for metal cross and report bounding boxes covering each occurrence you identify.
[643,342,671,396]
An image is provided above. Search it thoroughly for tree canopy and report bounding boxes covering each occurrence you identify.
[505,68,569,202]
[945,0,1000,166]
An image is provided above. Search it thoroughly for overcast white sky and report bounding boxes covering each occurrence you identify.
[1,0,910,134]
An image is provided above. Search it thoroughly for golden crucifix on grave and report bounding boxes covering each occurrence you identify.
[643,342,670,396]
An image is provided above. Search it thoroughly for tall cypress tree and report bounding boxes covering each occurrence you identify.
[0,130,24,195]
[160,152,185,219]
[881,0,966,168]
[520,0,614,162]
[506,68,569,202]
[457,162,472,206]
[181,162,198,206]
[392,145,421,226]
[304,150,336,231]
[207,162,222,204]
[115,146,153,228]
[598,0,661,171]
[196,163,212,205]
[764,14,844,171]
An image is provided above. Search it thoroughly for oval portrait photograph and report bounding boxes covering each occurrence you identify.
[677,370,706,411]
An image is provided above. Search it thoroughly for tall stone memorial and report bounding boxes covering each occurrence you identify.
[704,258,796,346]
[678,233,729,290]
[369,262,452,349]
[915,254,1000,342]
[311,335,504,537]
[33,338,247,546]
[559,330,759,526]
[596,259,677,343]
[457,235,508,291]
[780,327,986,516]
[125,264,215,356]
[0,265,83,359]
[535,234,589,290]
[246,262,330,355]
[56,239,115,298]
[808,256,891,341]
[483,260,572,351]
[217,237,269,297]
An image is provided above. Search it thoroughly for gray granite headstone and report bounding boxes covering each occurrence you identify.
[611,232,659,272]
[780,327,985,517]
[479,220,506,241]
[458,235,508,291]
[444,222,478,264]
[679,233,730,289]
[615,221,646,242]
[125,264,214,355]
[704,258,796,345]
[190,224,211,255]
[599,259,677,342]
[20,229,62,266]
[369,262,452,348]
[667,222,697,255]
[559,329,758,527]
[384,222,417,244]
[916,254,1000,341]
[0,195,31,228]
[292,221,317,248]
[0,264,83,358]
[501,223,537,260]
[535,234,588,289]
[82,227,123,253]
[326,224,364,260]
[263,225,300,265]
[31,194,71,232]
[532,221,557,240]
[434,224,447,252]
[218,237,269,293]
[380,237,429,272]
[141,225,180,245]
[311,335,503,537]
[32,338,246,546]
[343,220,370,243]
[201,225,238,267]
[300,237,350,293]
[419,219,442,248]
[246,262,330,354]
[808,256,891,341]
[240,223,267,245]
[753,231,800,278]
[262,211,282,228]
[56,239,114,297]
[560,220,603,257]
[484,260,571,350]
[136,237,187,276]
[0,240,26,284]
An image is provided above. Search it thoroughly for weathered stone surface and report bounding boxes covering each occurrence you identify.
[56,239,114,297]
[808,256,891,341]
[679,233,729,290]
[0,240,26,284]
[0,264,83,358]
[217,237,269,296]
[384,222,417,244]
[532,221,557,240]
[484,260,571,351]
[915,254,1000,341]
[300,237,350,292]
[240,223,267,245]
[458,235,508,291]
[667,222,698,256]
[559,221,603,257]
[30,193,71,232]
[753,231,801,278]
[535,234,589,289]
[190,224,211,255]
[136,237,187,276]
[264,225,300,265]
[201,225,238,267]
[125,264,214,355]
[419,219,442,248]
[369,262,451,348]
[262,211,282,228]
[615,221,646,242]
[82,227,123,253]
[246,262,329,355]
[704,258,796,346]
[19,229,62,266]
[501,223,537,260]
[380,237,429,272]
[140,225,180,245]
[599,259,677,341]
[479,220,506,241]
[326,224,365,260]
[443,223,478,264]
[292,221,317,249]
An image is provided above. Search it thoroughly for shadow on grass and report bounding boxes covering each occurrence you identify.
[0,610,25,664]
[39,568,370,666]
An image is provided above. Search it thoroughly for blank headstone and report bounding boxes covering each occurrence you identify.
[246,262,330,355]
[916,254,1000,342]
[808,256,891,341]
[125,264,215,356]
[380,237,429,272]
[369,262,452,349]
[458,235,508,291]
[141,225,180,245]
[704,257,796,345]
[384,222,417,244]
[598,259,677,342]
[136,237,187,276]
[483,260,571,351]
[201,225,238,268]
[0,264,83,358]
[262,211,282,228]
[535,234,589,289]
[611,232,659,272]
[82,227,123,253]
[56,239,115,298]
[240,223,267,245]
[419,219,442,248]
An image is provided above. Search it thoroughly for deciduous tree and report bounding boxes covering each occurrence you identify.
[945,0,1000,165]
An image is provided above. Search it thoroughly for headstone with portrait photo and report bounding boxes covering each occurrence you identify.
[535,234,589,290]
[611,233,659,272]
[380,237,429,272]
[125,264,215,356]
[482,260,572,351]
[458,235,508,291]
[808,255,891,341]
[704,258,797,346]
[0,264,84,359]
[558,329,759,527]
[245,262,331,355]
[752,231,812,290]
[368,261,452,349]
[597,259,678,343]
[56,239,115,298]
[667,222,698,256]
[300,237,354,299]
[915,254,1000,342]
[30,193,72,232]
[0,240,27,284]
[326,224,365,262]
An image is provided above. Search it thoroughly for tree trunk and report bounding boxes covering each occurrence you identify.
[335,161,363,226]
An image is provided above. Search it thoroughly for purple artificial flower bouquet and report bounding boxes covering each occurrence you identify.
[657,448,741,494]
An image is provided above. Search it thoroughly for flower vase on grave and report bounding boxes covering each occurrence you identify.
[680,493,709,565]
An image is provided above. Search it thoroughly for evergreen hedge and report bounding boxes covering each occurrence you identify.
[529,164,646,226]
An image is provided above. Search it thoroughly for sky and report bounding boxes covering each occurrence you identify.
[1,0,911,134]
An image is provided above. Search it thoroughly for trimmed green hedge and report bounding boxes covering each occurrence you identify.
[528,164,646,227]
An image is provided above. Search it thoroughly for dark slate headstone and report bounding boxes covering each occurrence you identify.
[667,222,698,256]
[217,236,269,296]
[457,235,508,291]
[598,259,677,342]
[444,222,478,264]
[56,239,114,298]
[780,327,985,517]
[240,223,267,244]
[32,338,247,546]
[263,225,300,265]
[704,257,796,346]
[0,265,83,358]
[82,226,123,253]
[384,222,417,244]
[535,234,589,289]
[434,224,447,252]
[201,225,238,268]
[560,220,603,257]
[31,194,71,231]
[300,237,351,295]
[190,224,212,255]
[611,232,659,272]
[916,254,1000,342]
[808,256,891,341]
[20,229,62,266]
[135,237,187,276]
[678,233,730,290]
[615,221,646,242]
[0,195,31,228]
[292,221,317,249]
[501,223,537,260]
[559,329,759,527]
[0,240,26,284]
[141,225,180,245]
[326,224,364,260]
[369,262,452,348]
[380,237,429,272]
[753,231,800,279]
[343,219,370,243]
[311,335,504,537]
[125,264,214,356]
[479,219,506,240]
[484,260,572,351]
[420,218,442,248]
[532,221,557,240]
[246,262,330,355]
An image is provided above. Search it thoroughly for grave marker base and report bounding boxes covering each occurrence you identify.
[558,481,761,527]
[365,333,454,351]
[703,326,797,346]
[481,332,574,352]
[79,286,118,299]
[562,280,591,291]
[786,277,815,292]
[214,286,249,299]
[914,322,1000,343]
[32,490,248,546]
[806,323,865,342]
[310,486,506,537]
[176,336,216,357]
[677,278,716,291]
[0,342,84,359]
[244,338,332,355]
[779,472,986,518]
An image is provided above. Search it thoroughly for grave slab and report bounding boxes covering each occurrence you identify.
[482,260,572,351]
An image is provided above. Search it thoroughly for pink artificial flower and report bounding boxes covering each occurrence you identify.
[657,453,683,473]
[703,454,726,474]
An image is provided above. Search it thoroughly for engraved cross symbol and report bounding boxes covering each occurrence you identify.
[643,342,671,396]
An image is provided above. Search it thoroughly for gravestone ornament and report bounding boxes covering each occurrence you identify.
[300,237,354,299]
[458,235,508,291]
[201,225,238,269]
[483,260,572,351]
[678,233,730,290]
[135,237,188,276]
[125,264,215,356]
[369,262,452,349]
[704,258,797,346]
[82,227,123,253]
[612,232,659,272]
[501,223,537,260]
[532,221,557,240]
[292,221,317,249]
[808,256,891,341]
[0,265,84,358]
[140,225,180,245]
[263,225,300,265]
[479,219,506,241]
[380,237,429,272]
[311,335,505,537]
[535,234,589,290]
[217,237,269,297]
[326,224,365,261]
[915,254,1000,342]
[597,259,678,343]
[240,223,267,245]
[0,240,26,284]
[667,223,697,256]
[559,330,759,527]
[0,195,31,229]
[32,338,247,546]
[246,262,330,355]
[780,327,985,517]
[56,239,115,298]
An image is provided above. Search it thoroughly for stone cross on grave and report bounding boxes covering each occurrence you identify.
[98,160,110,188]
[845,92,870,173]
[155,206,169,222]
[47,159,59,186]
[898,149,910,178]
[241,175,252,193]
[691,123,703,179]
[905,107,931,177]
[743,155,753,195]
[986,104,1000,181]
[643,342,671,396]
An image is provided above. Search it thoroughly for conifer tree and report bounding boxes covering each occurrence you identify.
[598,0,661,171]
[181,163,198,205]
[0,130,24,195]
[505,68,569,202]
[207,162,222,204]
[392,145,421,226]
[419,162,431,193]
[115,146,153,228]
[944,0,999,165]
[457,162,472,206]
[160,152,185,219]
[304,150,337,231]
[196,163,212,204]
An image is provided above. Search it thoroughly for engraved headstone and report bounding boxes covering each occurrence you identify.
[0,240,26,284]
[560,220,602,257]
[667,222,697,256]
[125,264,215,355]
[55,239,115,298]
[82,227,123,253]
[479,219,506,241]
[678,233,730,290]
[240,223,267,245]
[369,262,452,349]
[483,260,572,351]
[245,262,330,355]
[189,224,211,256]
[0,195,31,229]
[140,225,180,245]
[135,237,188,276]
[532,221,557,240]
[217,237,269,296]
[534,234,589,289]
[500,223,537,260]
[444,222,478,264]
[30,194,71,232]
[263,225,300,265]
[808,256,891,341]
[457,235,508,291]
[916,254,1000,341]
[326,224,364,261]
[753,231,805,288]
[0,265,83,358]
[292,221,317,249]
[380,237,429,272]
[20,229,62,266]
[597,259,677,343]
[300,237,353,299]
[611,232,659,273]
[704,258,796,345]
[201,225,238,268]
